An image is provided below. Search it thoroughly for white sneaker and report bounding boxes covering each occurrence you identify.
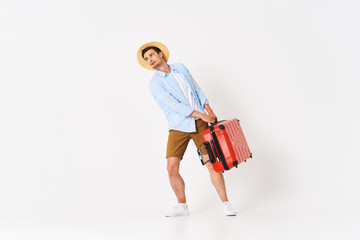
[165,204,189,217]
[222,201,236,216]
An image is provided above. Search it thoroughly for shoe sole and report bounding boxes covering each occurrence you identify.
[165,213,189,217]
[225,213,236,216]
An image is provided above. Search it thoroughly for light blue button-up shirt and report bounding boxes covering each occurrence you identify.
[149,63,209,133]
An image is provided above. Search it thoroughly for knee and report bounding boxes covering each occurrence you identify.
[167,165,179,178]
[206,163,217,174]
[206,162,214,171]
[167,157,181,178]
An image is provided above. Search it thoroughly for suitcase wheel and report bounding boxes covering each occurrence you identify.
[250,153,253,158]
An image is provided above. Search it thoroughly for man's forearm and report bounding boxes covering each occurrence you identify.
[190,104,215,118]
[204,104,214,115]
[189,108,217,124]
[189,110,206,119]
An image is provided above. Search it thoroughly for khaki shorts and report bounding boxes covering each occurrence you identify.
[166,119,209,159]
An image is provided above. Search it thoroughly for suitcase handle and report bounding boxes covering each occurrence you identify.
[209,120,225,126]
[197,147,208,165]
[197,141,215,165]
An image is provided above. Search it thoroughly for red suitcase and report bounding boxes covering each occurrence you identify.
[197,119,252,172]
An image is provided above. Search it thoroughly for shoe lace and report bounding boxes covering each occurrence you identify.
[173,204,187,211]
[223,202,233,211]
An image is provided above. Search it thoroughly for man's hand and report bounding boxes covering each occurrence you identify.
[209,112,218,123]
[190,103,218,124]
[203,104,218,124]
[202,114,217,124]
[189,110,217,124]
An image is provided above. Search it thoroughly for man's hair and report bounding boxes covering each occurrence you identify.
[142,46,161,59]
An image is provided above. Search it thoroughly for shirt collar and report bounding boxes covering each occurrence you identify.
[155,64,178,77]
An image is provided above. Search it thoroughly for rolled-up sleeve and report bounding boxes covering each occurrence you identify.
[149,80,194,117]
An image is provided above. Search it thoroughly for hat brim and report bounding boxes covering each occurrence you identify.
[137,41,169,71]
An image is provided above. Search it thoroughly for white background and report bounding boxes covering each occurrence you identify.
[1,0,359,239]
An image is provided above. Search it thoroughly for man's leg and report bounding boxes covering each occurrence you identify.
[167,157,186,203]
[203,155,229,202]
[165,157,189,217]
[191,120,236,215]
[190,120,229,202]
[165,130,190,217]
[203,155,236,216]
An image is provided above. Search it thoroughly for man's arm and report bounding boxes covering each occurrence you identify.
[149,80,194,117]
[204,104,214,116]
[189,104,218,124]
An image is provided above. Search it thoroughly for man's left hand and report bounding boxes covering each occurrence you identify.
[209,113,218,124]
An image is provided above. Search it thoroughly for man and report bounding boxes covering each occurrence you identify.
[137,41,236,217]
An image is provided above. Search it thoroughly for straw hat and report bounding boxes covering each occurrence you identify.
[137,41,169,70]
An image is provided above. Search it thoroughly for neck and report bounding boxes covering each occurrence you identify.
[156,62,171,74]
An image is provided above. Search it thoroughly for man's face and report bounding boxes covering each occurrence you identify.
[143,49,164,69]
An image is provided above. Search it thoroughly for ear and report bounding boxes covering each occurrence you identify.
[159,51,164,59]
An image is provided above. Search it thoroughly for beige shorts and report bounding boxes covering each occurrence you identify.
[166,119,209,159]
